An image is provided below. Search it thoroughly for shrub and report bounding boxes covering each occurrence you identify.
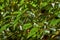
[0,0,60,40]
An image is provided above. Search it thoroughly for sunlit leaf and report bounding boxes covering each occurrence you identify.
[0,24,10,32]
[27,27,38,38]
[23,23,32,30]
[50,19,60,26]
[40,2,48,8]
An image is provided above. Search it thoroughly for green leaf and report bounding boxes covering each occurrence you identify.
[27,27,38,38]
[30,1,37,7]
[39,31,43,39]
[13,11,20,14]
[4,16,11,19]
[0,24,10,32]
[32,33,36,38]
[13,8,28,30]
[0,4,5,10]
[0,6,3,10]
[13,11,22,30]
[50,19,60,26]
[23,23,32,30]
[40,2,48,9]
[20,0,24,6]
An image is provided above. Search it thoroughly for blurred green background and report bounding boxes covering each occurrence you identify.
[0,0,60,40]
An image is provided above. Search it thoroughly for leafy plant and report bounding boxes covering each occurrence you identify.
[0,0,60,40]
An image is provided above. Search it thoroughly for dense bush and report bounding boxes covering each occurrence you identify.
[0,0,60,40]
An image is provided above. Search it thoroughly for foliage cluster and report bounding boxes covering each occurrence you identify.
[0,0,60,40]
